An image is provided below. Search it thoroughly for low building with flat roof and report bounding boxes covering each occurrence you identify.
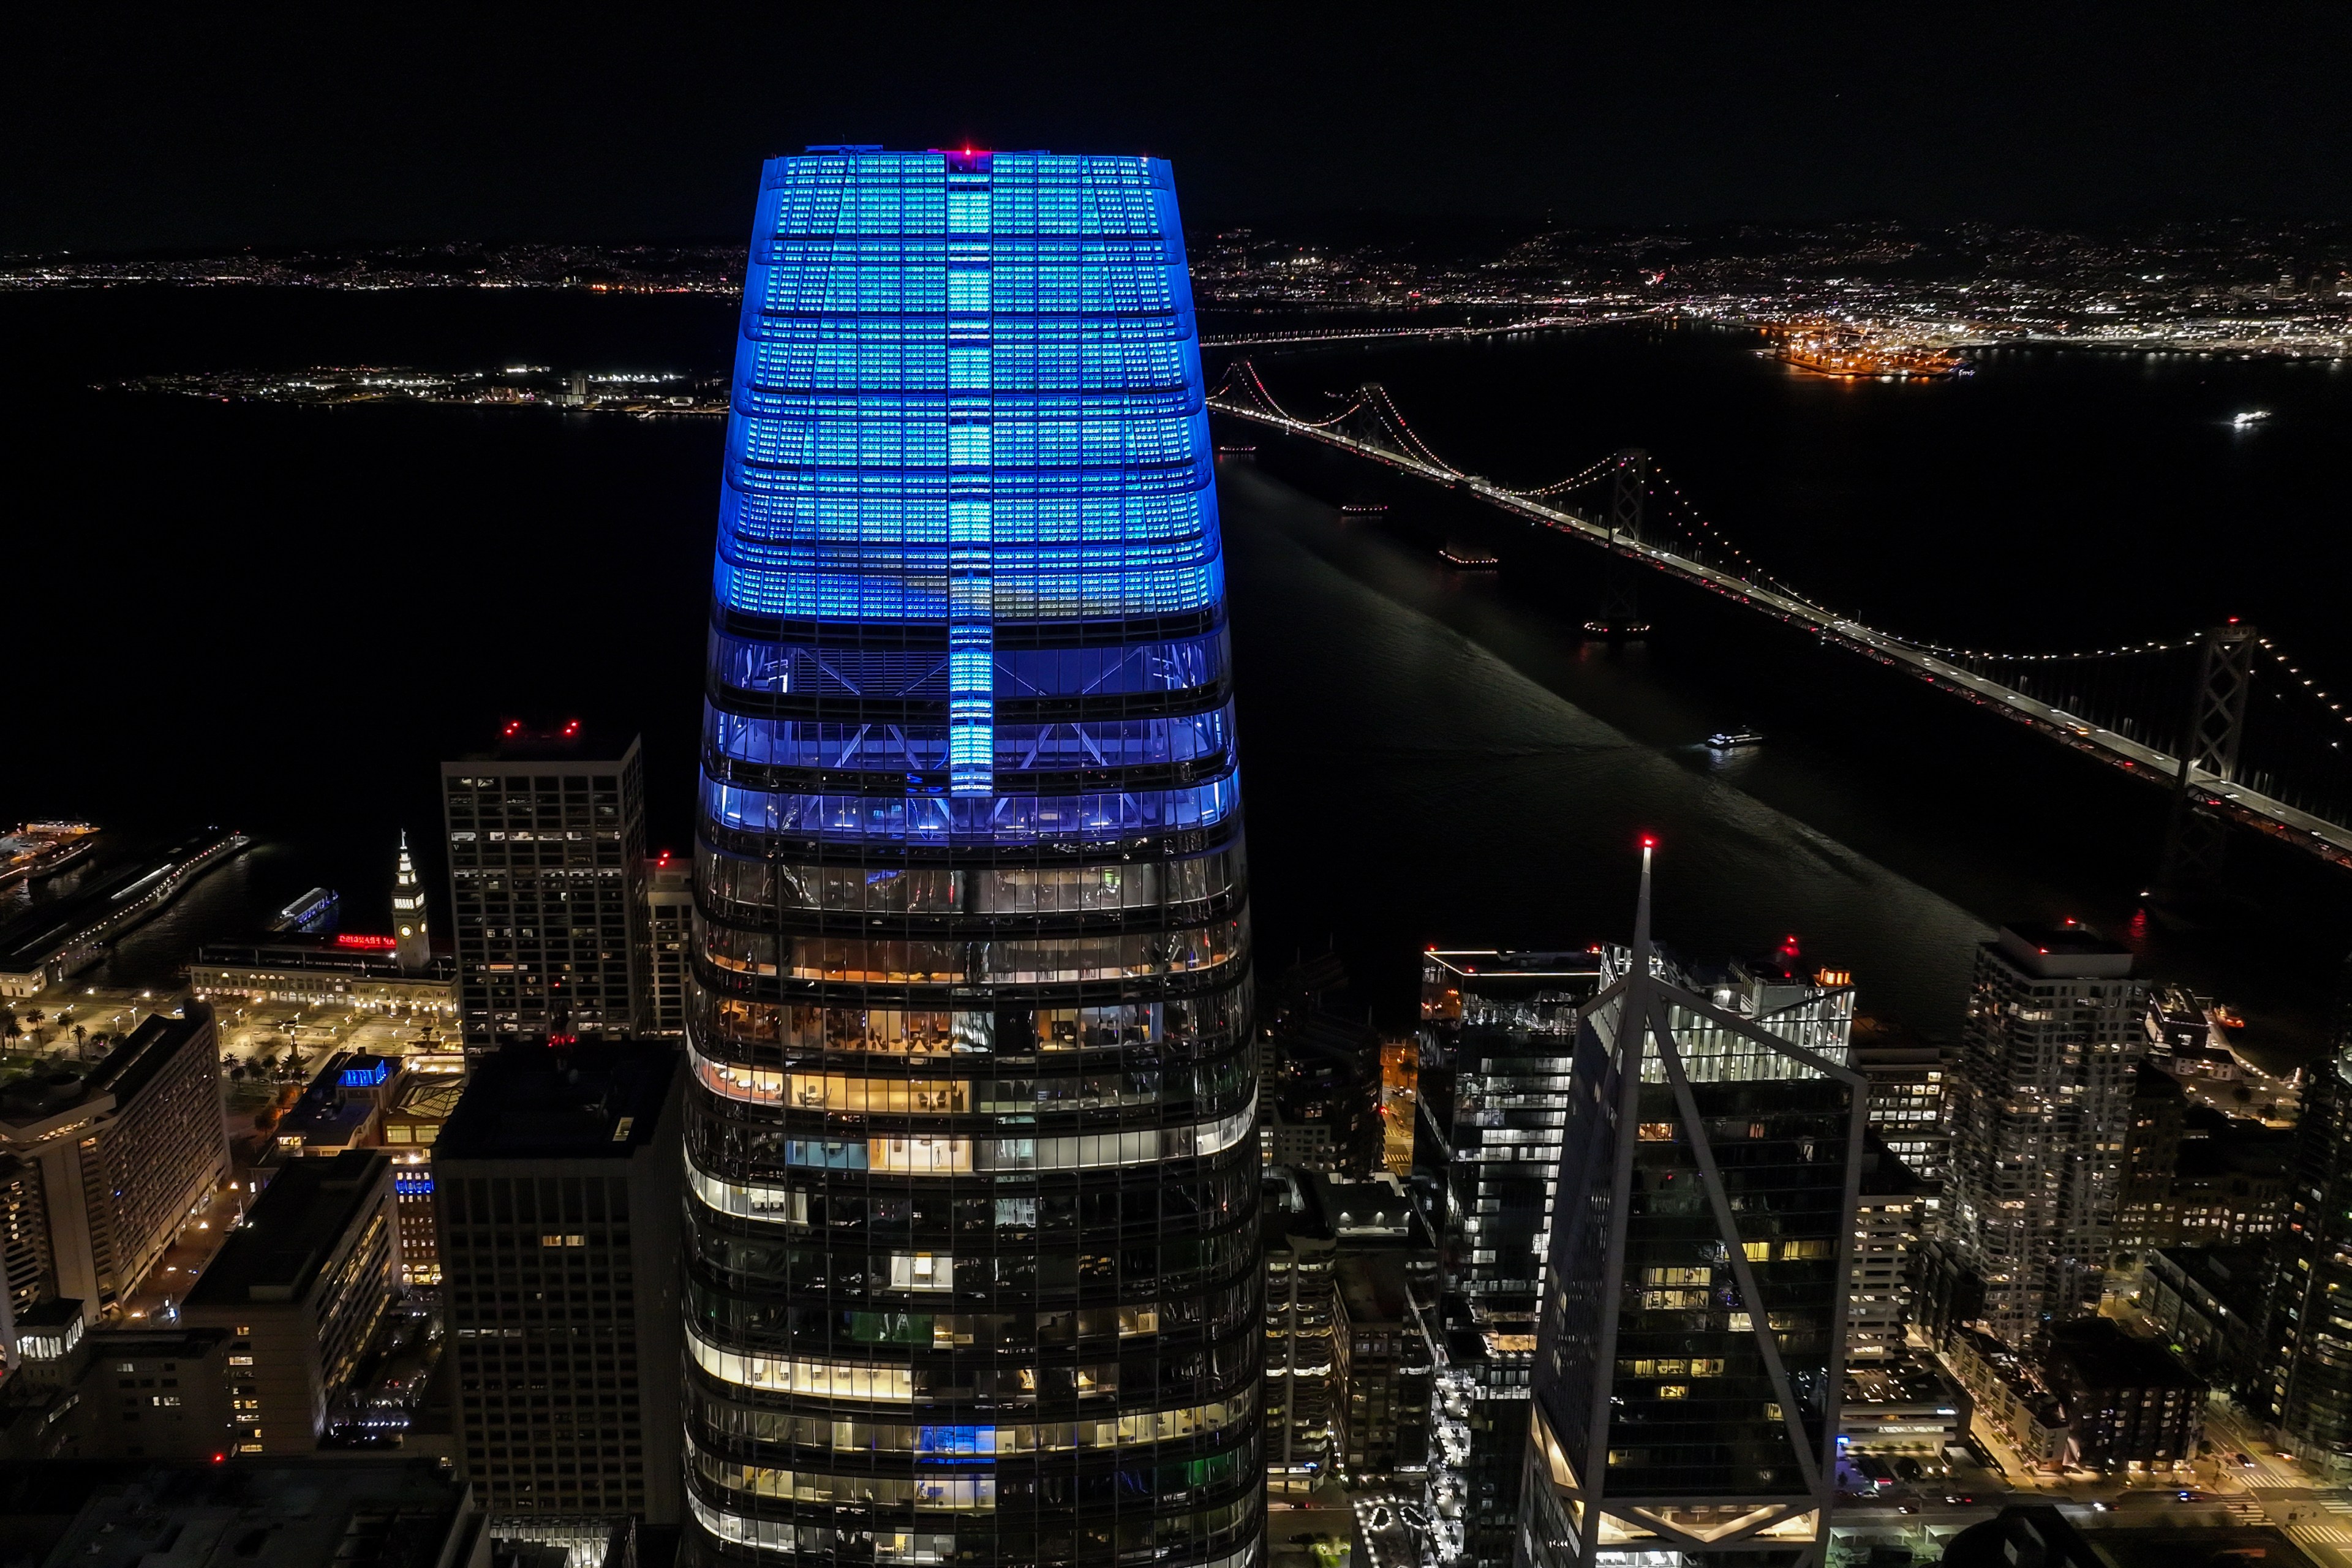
[190,937,456,1016]
[180,1148,399,1455]
[0,1457,483,1568]
[2044,1316,2205,1472]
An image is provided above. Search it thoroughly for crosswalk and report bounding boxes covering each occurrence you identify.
[2296,1523,2352,1547]
[2321,1494,2352,1517]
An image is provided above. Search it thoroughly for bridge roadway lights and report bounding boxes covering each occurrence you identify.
[1211,377,2352,870]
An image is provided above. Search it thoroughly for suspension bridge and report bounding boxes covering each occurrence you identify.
[1207,358,2352,879]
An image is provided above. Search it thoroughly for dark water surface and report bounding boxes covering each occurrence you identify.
[4,288,2348,1046]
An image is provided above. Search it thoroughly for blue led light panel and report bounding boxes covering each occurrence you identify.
[714,149,1221,627]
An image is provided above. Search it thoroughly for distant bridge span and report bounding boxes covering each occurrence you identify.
[1205,366,2352,871]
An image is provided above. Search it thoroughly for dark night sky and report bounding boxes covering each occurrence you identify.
[9,2,2352,251]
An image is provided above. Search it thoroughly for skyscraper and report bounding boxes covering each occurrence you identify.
[442,730,650,1055]
[1940,924,2146,1349]
[680,149,1258,1568]
[2268,961,2352,1471]
[1519,850,1864,1568]
[393,831,432,973]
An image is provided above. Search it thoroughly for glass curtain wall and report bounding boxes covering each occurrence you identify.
[683,148,1260,1568]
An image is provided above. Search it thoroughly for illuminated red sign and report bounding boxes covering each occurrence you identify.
[335,933,399,950]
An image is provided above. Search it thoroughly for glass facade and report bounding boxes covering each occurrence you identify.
[684,148,1259,1568]
[1520,921,1862,1568]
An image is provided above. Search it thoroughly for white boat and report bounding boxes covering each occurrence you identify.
[1707,727,1765,748]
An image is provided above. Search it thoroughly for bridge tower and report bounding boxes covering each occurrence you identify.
[2157,621,2259,894]
[1583,448,1652,639]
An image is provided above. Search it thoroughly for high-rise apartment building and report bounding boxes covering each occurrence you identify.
[1415,951,1604,1302]
[679,148,1258,1568]
[0,1005,228,1330]
[1519,854,1864,1568]
[434,1042,685,1523]
[442,731,649,1055]
[1942,925,2146,1349]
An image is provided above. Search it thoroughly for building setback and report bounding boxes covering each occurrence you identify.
[1942,924,2147,1349]
[180,1148,400,1454]
[0,1003,228,1333]
[442,731,649,1055]
[678,149,1259,1568]
[433,1042,684,1524]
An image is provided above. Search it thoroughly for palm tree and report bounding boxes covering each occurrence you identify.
[71,1023,88,1055]
[0,1009,19,1050]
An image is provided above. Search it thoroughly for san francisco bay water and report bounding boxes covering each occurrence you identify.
[4,288,2348,1049]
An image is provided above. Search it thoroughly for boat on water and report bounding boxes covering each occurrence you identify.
[268,886,342,934]
[1339,502,1389,514]
[1439,543,1499,569]
[1215,443,1256,456]
[1706,727,1765,749]
[2232,410,2271,429]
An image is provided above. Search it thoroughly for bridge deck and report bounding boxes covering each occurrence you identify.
[1208,396,2352,867]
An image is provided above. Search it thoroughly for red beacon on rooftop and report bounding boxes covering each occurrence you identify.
[502,720,521,736]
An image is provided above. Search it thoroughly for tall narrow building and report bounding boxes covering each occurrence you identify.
[1940,924,2146,1349]
[442,730,650,1055]
[2268,960,2352,1471]
[393,831,432,973]
[1519,850,1864,1568]
[680,150,1259,1568]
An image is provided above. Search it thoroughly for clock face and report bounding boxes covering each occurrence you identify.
[401,926,413,937]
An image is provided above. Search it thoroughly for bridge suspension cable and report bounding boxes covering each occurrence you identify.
[1206,358,2352,866]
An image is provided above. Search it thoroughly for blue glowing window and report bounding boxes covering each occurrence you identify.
[918,1425,997,1462]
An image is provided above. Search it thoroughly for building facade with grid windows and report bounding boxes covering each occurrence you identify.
[1940,925,2146,1351]
[435,1042,685,1524]
[442,736,650,1055]
[681,148,1259,1568]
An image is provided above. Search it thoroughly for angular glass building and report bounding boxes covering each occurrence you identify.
[681,148,1260,1568]
[1518,851,1863,1568]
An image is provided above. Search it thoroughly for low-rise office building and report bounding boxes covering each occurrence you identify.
[1841,1354,1972,1458]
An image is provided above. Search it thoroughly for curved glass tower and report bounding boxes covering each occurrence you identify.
[683,148,1260,1568]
